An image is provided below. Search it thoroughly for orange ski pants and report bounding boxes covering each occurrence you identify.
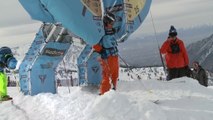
[99,55,119,95]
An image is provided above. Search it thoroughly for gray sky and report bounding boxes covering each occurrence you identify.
[0,0,36,28]
[134,0,213,36]
[0,0,213,47]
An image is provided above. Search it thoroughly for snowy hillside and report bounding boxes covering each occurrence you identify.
[1,77,213,120]
[3,44,213,120]
[3,30,213,120]
[187,34,213,72]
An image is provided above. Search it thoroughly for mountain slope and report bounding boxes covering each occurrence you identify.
[187,34,213,72]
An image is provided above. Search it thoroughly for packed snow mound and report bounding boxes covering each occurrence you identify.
[1,77,213,120]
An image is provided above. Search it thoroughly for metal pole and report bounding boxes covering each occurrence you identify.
[149,10,167,76]
[118,53,152,92]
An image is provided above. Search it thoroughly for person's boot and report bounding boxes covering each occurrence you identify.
[1,95,12,101]
[112,86,116,91]
[112,84,116,91]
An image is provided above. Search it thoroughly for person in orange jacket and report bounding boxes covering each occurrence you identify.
[160,25,190,80]
[93,12,119,95]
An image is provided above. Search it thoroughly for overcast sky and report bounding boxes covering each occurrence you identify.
[0,0,213,47]
[134,0,213,36]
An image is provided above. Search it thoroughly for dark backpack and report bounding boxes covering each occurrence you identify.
[170,42,180,54]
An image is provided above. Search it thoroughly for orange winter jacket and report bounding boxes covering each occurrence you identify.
[160,37,189,69]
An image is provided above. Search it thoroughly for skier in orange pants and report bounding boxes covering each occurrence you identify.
[100,55,119,94]
[93,12,119,95]
[93,44,119,95]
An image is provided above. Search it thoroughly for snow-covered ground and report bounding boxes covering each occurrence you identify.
[1,76,213,120]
